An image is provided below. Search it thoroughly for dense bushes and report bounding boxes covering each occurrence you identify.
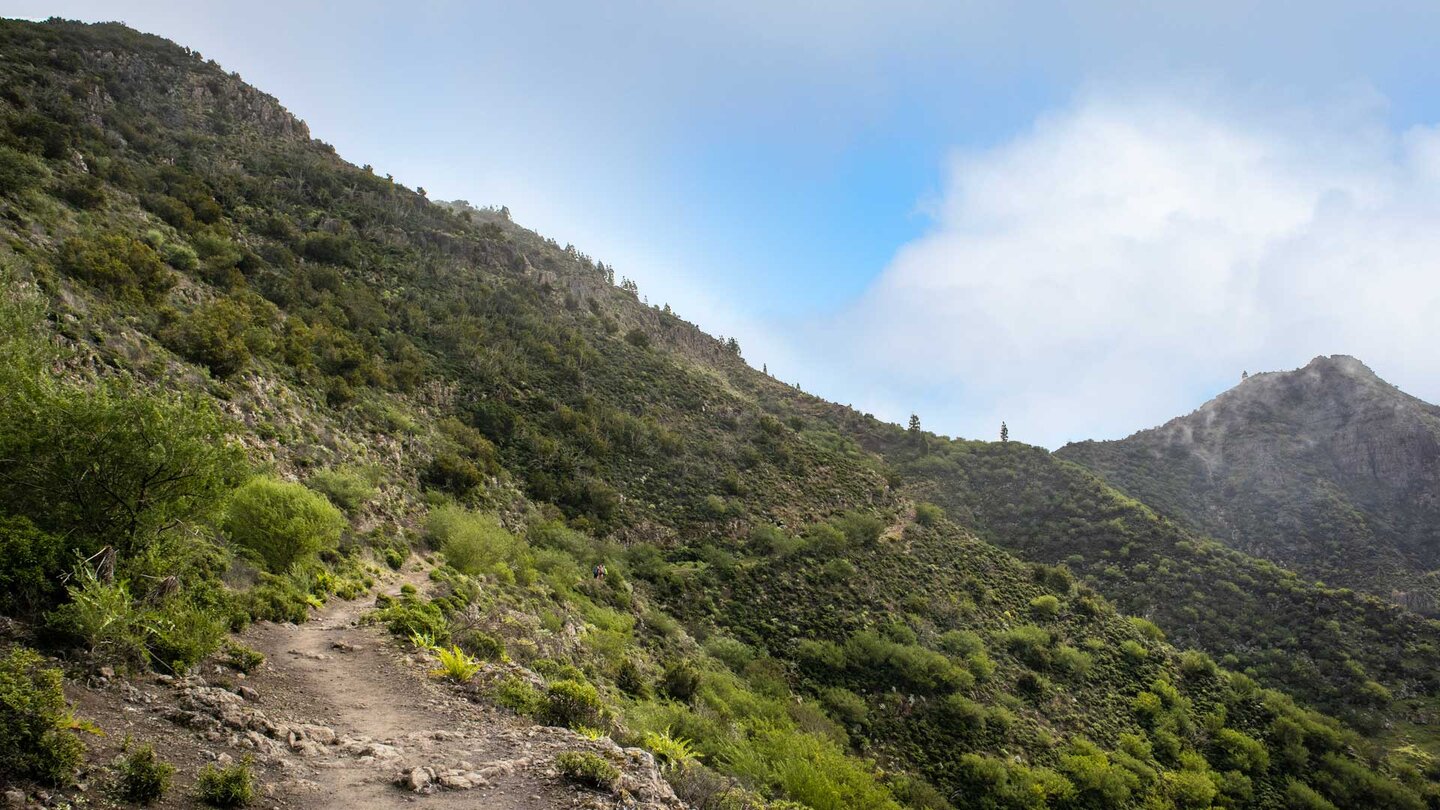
[161,296,266,378]
[555,751,619,790]
[0,378,244,563]
[0,647,86,785]
[0,515,66,617]
[306,467,376,513]
[195,758,255,807]
[428,506,520,577]
[224,478,345,572]
[57,232,172,300]
[542,679,606,729]
[112,742,174,804]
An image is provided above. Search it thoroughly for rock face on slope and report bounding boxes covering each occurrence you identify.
[1059,355,1440,611]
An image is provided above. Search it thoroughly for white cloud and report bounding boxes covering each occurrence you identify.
[797,88,1440,448]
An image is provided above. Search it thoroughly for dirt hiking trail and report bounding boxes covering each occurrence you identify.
[68,564,684,810]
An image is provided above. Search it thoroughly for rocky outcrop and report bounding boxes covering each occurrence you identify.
[1059,355,1440,609]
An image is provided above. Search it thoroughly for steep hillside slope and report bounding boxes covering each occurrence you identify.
[2,17,1438,810]
[1058,355,1440,613]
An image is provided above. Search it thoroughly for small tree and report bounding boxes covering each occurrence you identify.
[0,381,245,563]
[908,414,922,434]
[1000,422,1009,443]
[223,478,345,572]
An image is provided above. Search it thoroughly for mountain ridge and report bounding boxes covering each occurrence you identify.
[1059,353,1440,612]
[2,16,1439,810]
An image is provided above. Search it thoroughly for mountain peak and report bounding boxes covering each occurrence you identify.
[1059,351,1440,608]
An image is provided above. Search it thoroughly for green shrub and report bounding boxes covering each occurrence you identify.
[113,742,174,804]
[459,629,506,661]
[0,380,243,562]
[1285,779,1339,810]
[306,467,377,513]
[161,297,259,378]
[721,725,903,810]
[914,502,944,527]
[661,660,703,702]
[224,478,346,572]
[0,648,87,785]
[555,751,619,790]
[1001,625,1053,669]
[1028,594,1061,619]
[1129,617,1166,643]
[1052,645,1094,679]
[1212,728,1270,775]
[704,634,756,672]
[493,676,545,716]
[371,594,449,643]
[55,172,106,208]
[1178,649,1218,679]
[46,567,147,664]
[428,505,519,576]
[421,451,486,497]
[937,630,985,657]
[221,642,265,674]
[0,145,47,195]
[146,598,227,673]
[832,511,885,546]
[0,514,66,617]
[543,679,606,729]
[615,658,650,697]
[195,758,255,807]
[161,240,199,271]
[57,232,172,299]
[796,639,847,672]
[821,687,869,726]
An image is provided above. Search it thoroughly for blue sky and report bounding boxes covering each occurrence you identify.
[9,2,1440,447]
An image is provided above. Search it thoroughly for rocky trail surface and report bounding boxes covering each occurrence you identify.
[58,565,684,810]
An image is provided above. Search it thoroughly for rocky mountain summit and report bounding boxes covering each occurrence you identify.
[1059,355,1440,611]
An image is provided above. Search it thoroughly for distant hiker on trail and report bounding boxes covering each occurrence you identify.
[593,563,607,580]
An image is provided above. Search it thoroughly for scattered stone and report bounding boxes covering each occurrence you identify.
[300,724,337,745]
[330,641,358,652]
[4,789,26,809]
[403,767,431,793]
[286,649,330,661]
[237,685,261,702]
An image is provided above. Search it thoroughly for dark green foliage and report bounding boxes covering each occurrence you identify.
[542,678,606,729]
[458,629,506,661]
[0,647,86,786]
[371,593,449,643]
[0,514,66,617]
[55,171,106,208]
[195,758,255,807]
[660,660,702,702]
[57,232,172,299]
[112,742,174,804]
[224,478,346,572]
[0,379,245,562]
[160,296,262,377]
[221,641,266,674]
[0,144,46,193]
[555,751,619,790]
